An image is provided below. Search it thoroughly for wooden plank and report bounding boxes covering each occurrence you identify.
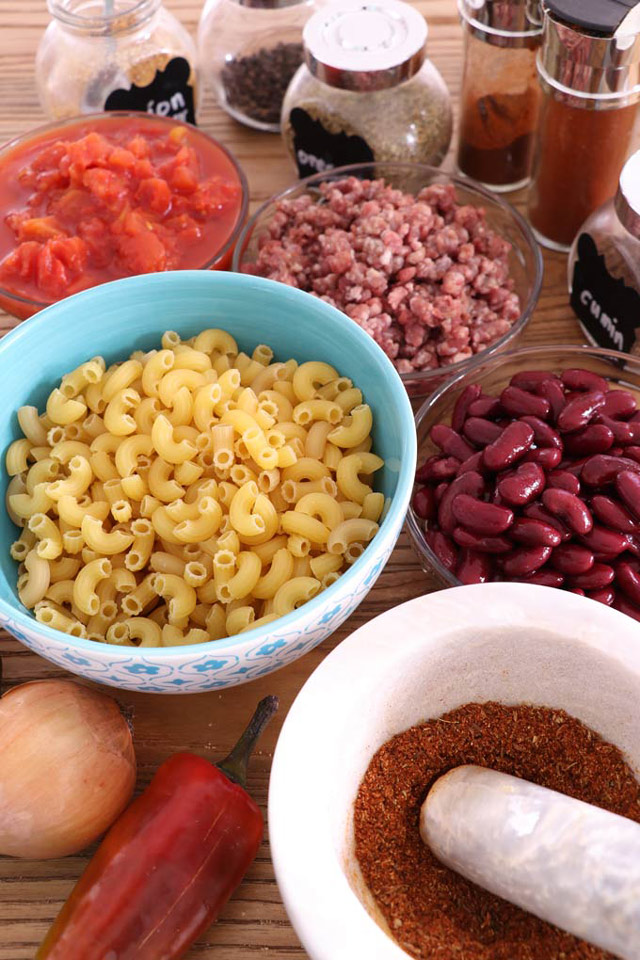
[0,0,582,956]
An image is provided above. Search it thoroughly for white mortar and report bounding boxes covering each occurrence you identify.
[269,583,640,960]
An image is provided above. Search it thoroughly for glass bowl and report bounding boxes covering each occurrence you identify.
[0,112,249,321]
[232,162,544,398]
[407,343,640,588]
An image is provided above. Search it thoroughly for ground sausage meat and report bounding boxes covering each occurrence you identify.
[253,177,521,374]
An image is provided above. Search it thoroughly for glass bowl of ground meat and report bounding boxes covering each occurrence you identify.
[233,162,544,398]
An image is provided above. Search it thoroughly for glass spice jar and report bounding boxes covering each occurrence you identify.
[569,149,640,355]
[198,0,322,133]
[528,0,640,252]
[457,0,543,192]
[281,0,453,179]
[36,0,199,123]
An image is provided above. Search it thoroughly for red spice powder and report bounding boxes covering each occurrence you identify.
[353,702,640,960]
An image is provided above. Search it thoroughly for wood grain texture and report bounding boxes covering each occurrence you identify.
[0,0,582,956]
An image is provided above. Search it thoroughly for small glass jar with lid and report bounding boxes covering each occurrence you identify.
[198,0,322,133]
[36,0,199,123]
[281,0,453,178]
[569,149,640,355]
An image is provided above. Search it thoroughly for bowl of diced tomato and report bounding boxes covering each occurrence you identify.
[0,112,248,320]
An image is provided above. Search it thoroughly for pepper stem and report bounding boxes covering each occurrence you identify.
[217,695,279,788]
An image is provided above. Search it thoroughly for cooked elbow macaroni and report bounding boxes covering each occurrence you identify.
[6,330,385,646]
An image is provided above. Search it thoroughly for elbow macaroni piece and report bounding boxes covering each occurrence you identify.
[5,329,385,645]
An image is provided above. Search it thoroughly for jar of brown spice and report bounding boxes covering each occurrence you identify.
[528,0,640,252]
[36,0,199,123]
[457,0,543,192]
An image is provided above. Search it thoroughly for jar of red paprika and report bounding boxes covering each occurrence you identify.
[457,0,543,192]
[528,0,640,252]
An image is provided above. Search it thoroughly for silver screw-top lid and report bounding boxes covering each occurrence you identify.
[539,0,640,100]
[302,0,427,92]
[616,149,640,238]
[458,0,543,36]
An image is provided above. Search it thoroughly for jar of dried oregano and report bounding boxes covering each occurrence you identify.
[36,0,199,123]
[281,0,453,177]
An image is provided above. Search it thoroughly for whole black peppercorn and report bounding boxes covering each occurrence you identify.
[222,42,304,127]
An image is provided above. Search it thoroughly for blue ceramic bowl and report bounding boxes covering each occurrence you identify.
[0,272,416,693]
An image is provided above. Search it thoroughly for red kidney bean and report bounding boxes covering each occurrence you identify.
[500,385,551,420]
[523,503,572,541]
[590,495,638,533]
[596,415,640,445]
[588,587,615,606]
[453,528,512,554]
[581,455,640,487]
[632,411,640,423]
[515,569,566,588]
[547,470,580,494]
[451,495,514,536]
[570,588,586,595]
[523,446,563,470]
[557,391,606,433]
[626,535,640,558]
[538,378,567,421]
[416,455,461,484]
[437,471,485,534]
[468,396,503,420]
[430,424,475,463]
[542,488,593,535]
[616,561,640,606]
[497,462,546,507]
[510,371,560,393]
[550,543,595,575]
[570,564,615,591]
[501,545,552,577]
[452,383,482,433]
[511,517,562,547]
[457,451,488,476]
[563,424,615,457]
[483,421,535,472]
[561,369,609,394]
[425,529,457,571]
[624,446,640,464]
[412,486,436,521]
[434,482,449,504]
[456,548,494,584]
[463,417,503,447]
[613,592,640,622]
[600,390,637,420]
[580,526,629,559]
[519,416,563,449]
[616,470,640,519]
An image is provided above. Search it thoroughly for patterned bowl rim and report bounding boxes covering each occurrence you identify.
[0,272,417,658]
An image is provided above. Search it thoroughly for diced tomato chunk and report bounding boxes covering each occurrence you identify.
[16,216,67,242]
[117,230,167,274]
[136,178,172,215]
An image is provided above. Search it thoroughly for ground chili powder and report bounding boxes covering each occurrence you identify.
[353,702,640,960]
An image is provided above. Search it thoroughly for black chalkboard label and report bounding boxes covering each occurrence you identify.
[105,56,196,124]
[570,232,640,353]
[289,107,374,179]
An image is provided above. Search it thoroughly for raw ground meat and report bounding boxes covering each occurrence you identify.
[253,177,521,374]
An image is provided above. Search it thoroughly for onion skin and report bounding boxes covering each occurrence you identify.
[0,680,136,859]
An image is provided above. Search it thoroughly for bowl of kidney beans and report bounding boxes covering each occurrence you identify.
[407,344,640,621]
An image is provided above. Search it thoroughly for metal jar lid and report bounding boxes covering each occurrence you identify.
[544,0,638,35]
[616,148,640,238]
[539,1,640,100]
[302,0,427,92]
[458,0,543,37]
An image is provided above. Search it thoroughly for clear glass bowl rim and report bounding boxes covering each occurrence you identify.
[231,160,545,388]
[0,111,249,311]
[406,342,640,588]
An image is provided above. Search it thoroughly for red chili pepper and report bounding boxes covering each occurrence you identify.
[37,695,279,960]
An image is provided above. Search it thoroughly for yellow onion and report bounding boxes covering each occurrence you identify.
[0,679,136,858]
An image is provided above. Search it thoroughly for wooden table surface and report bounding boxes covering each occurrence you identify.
[0,1,584,956]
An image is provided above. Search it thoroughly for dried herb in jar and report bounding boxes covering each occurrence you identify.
[354,701,640,960]
[222,42,304,127]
